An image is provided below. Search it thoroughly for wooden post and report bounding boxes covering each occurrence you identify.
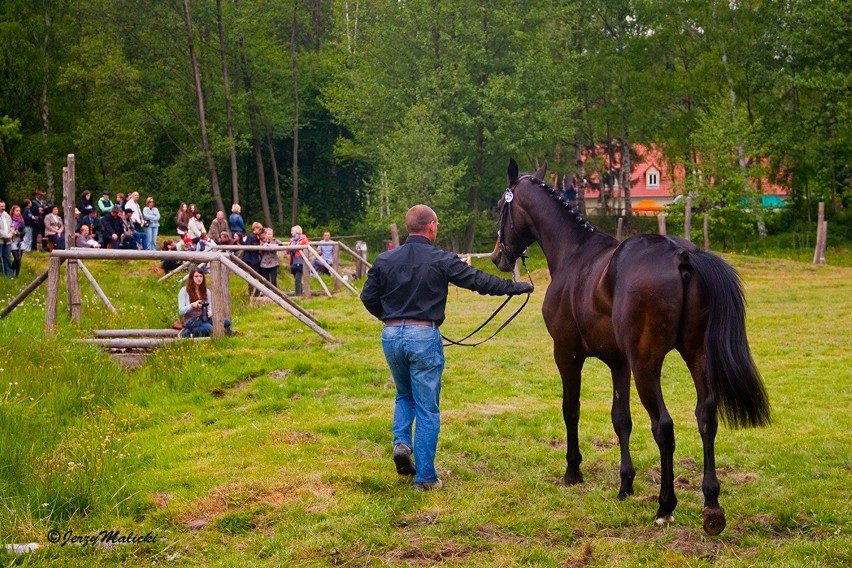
[703,214,711,251]
[67,260,81,323]
[219,260,231,321]
[227,253,319,324]
[616,217,623,240]
[657,213,667,236]
[63,155,76,250]
[354,241,368,279]
[45,256,61,334]
[684,197,692,241]
[305,244,358,295]
[77,260,116,315]
[0,264,63,319]
[390,223,399,248]
[301,260,312,299]
[813,202,826,265]
[209,259,225,338]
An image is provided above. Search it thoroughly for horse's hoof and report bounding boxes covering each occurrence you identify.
[703,506,726,536]
[564,471,584,486]
[617,489,633,501]
[654,514,675,526]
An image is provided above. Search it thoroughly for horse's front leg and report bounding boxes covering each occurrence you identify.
[609,360,635,499]
[555,349,585,485]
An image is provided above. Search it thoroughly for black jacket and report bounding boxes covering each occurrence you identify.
[360,235,526,326]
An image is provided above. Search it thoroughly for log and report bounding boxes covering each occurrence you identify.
[50,248,219,263]
[209,259,225,338]
[158,261,190,283]
[813,202,826,265]
[45,257,62,334]
[0,262,64,319]
[78,260,117,314]
[305,244,358,295]
[657,213,667,236]
[616,217,623,240]
[218,255,334,341]
[67,260,82,323]
[227,253,319,324]
[75,337,209,348]
[684,197,692,241]
[94,329,182,338]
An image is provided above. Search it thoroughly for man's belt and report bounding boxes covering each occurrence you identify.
[383,319,436,328]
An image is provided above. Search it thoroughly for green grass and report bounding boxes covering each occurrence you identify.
[0,248,850,566]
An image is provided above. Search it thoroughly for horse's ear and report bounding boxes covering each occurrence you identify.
[534,161,548,181]
[507,159,519,186]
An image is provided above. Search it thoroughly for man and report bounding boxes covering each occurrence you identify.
[123,191,148,249]
[312,230,335,275]
[101,205,125,249]
[0,201,15,277]
[360,204,533,491]
[208,210,230,242]
[30,189,48,251]
[119,208,140,249]
[97,190,113,217]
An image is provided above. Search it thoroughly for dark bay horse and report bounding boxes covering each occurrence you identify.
[492,160,770,535]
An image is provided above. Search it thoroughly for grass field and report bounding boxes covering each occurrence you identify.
[0,247,850,566]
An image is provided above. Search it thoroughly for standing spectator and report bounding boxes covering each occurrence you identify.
[208,210,229,241]
[124,191,148,249]
[360,204,533,490]
[75,225,101,248]
[142,196,161,251]
[175,202,190,238]
[187,210,205,243]
[114,192,126,211]
[178,267,233,337]
[44,205,65,250]
[78,190,95,213]
[243,222,263,296]
[0,201,15,277]
[97,190,113,217]
[288,225,309,296]
[31,189,48,251]
[229,204,246,241]
[101,206,125,249]
[8,204,25,276]
[312,230,335,275]
[259,227,281,287]
[21,199,34,252]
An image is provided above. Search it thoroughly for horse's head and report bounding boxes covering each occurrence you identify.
[491,158,547,272]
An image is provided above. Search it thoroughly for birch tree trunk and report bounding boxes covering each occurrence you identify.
[216,0,239,207]
[183,0,225,213]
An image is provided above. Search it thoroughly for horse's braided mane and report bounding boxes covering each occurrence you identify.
[525,176,596,233]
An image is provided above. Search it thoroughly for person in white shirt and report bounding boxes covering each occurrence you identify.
[0,201,15,277]
[123,191,148,249]
[187,211,206,243]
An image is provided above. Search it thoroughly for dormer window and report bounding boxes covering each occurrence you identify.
[646,167,660,189]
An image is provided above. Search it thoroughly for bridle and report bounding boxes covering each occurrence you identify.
[441,175,534,348]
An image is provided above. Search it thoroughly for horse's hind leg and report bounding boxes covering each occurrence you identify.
[609,360,635,499]
[681,348,726,535]
[633,364,678,524]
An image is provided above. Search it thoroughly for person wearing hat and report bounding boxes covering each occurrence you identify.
[31,189,48,251]
[77,206,104,246]
[97,191,113,217]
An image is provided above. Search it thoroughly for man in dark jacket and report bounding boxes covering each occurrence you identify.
[360,204,532,491]
[101,206,125,249]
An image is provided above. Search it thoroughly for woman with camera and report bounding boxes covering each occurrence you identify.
[178,267,233,337]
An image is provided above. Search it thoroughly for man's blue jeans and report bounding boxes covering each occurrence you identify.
[0,242,13,277]
[382,324,445,484]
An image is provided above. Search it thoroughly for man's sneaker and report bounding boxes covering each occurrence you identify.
[392,444,416,476]
[412,479,443,491]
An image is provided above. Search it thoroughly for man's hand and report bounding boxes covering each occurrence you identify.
[513,282,534,295]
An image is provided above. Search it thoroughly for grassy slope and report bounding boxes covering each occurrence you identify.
[0,249,850,566]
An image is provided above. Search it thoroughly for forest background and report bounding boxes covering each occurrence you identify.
[0,0,849,253]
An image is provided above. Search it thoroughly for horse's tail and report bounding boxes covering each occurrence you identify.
[687,251,771,429]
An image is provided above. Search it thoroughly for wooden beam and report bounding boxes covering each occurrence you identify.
[227,253,319,324]
[77,259,117,314]
[67,259,82,323]
[50,249,219,263]
[218,255,334,341]
[305,244,358,295]
[157,261,190,283]
[75,337,209,348]
[94,329,182,338]
[0,261,65,319]
[337,240,371,269]
[45,257,62,334]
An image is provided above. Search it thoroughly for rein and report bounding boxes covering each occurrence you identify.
[441,256,533,347]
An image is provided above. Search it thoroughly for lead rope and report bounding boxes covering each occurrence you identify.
[441,256,533,347]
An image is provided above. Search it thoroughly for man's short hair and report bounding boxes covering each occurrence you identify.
[405,205,437,234]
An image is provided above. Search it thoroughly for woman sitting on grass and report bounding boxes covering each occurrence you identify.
[178,267,233,337]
